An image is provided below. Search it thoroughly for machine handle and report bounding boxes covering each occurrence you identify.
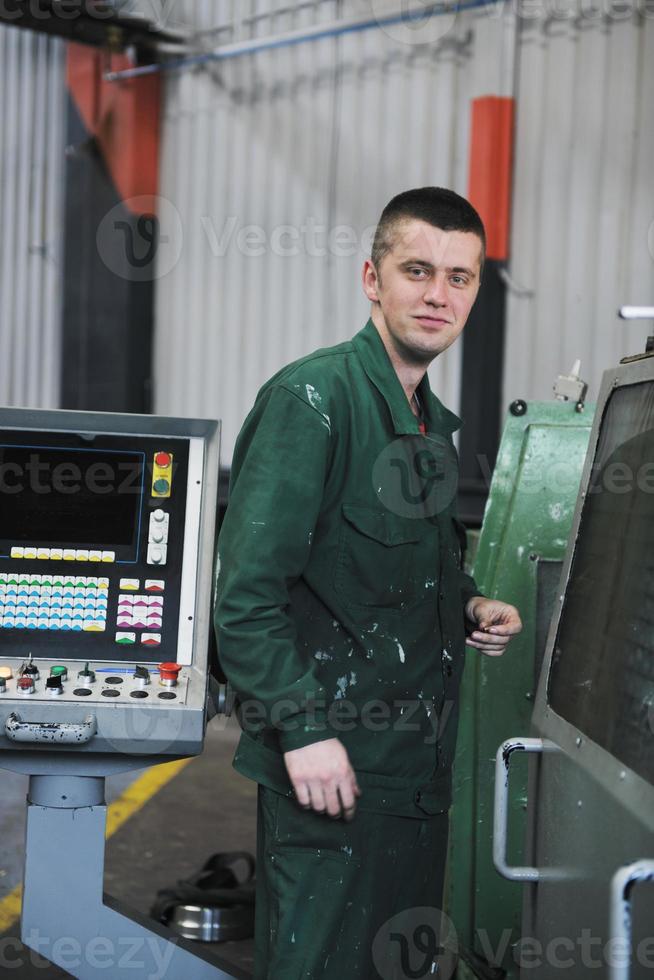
[5,712,97,745]
[609,859,654,980]
[493,737,557,881]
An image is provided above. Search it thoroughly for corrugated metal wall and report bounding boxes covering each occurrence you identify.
[154,2,654,464]
[0,26,66,409]
[154,0,474,464]
[504,11,654,405]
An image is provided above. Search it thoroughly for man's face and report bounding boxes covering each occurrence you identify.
[362,219,483,365]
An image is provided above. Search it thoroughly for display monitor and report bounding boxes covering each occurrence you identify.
[548,380,654,785]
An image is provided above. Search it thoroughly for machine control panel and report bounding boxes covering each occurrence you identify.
[0,430,194,664]
[0,409,219,757]
[0,655,189,704]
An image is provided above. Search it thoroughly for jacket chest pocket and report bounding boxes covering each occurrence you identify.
[334,503,437,609]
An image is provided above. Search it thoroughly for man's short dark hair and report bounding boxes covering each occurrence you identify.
[371,187,486,274]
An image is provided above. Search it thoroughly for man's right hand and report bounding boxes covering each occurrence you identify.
[283,738,361,821]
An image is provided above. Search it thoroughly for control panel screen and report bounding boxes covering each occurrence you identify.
[0,428,192,665]
[0,446,143,555]
[548,380,654,785]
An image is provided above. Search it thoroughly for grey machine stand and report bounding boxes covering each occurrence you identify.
[0,408,247,979]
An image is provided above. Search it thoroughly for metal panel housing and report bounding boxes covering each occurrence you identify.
[521,354,654,979]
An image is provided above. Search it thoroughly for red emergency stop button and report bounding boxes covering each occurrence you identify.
[155,452,171,468]
[158,662,181,687]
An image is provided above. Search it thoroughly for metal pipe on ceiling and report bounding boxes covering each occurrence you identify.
[105,0,499,82]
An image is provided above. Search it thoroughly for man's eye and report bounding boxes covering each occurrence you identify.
[450,275,467,286]
[408,267,428,278]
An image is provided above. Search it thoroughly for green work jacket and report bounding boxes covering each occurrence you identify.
[214,319,481,817]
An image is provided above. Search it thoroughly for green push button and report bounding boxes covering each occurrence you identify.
[50,665,68,680]
[153,478,170,495]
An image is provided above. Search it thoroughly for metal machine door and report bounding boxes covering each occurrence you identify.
[494,359,654,980]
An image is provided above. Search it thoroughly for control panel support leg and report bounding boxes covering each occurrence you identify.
[21,775,245,980]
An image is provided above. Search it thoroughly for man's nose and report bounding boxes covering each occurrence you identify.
[423,273,448,305]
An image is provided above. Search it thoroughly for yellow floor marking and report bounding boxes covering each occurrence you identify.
[0,885,22,934]
[0,757,193,934]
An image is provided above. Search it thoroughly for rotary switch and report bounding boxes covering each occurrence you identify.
[77,663,95,687]
[20,655,40,681]
[134,665,150,688]
[46,676,63,697]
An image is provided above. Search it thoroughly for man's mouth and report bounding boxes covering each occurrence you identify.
[414,314,451,326]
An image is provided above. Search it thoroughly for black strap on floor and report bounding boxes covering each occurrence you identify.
[150,850,256,924]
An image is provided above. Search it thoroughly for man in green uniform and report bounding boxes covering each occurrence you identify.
[214,187,522,979]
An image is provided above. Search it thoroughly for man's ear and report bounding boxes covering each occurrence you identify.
[362,259,380,302]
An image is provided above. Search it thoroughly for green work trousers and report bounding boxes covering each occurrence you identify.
[254,785,450,980]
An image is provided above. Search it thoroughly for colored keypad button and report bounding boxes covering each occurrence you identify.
[115,632,136,645]
[141,633,161,647]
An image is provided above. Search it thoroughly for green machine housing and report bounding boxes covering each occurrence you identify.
[448,397,595,979]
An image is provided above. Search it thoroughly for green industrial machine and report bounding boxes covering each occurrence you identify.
[448,391,595,979]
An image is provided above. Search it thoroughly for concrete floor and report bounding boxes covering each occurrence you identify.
[0,715,257,978]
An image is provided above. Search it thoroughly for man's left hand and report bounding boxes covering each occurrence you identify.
[464,596,522,657]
